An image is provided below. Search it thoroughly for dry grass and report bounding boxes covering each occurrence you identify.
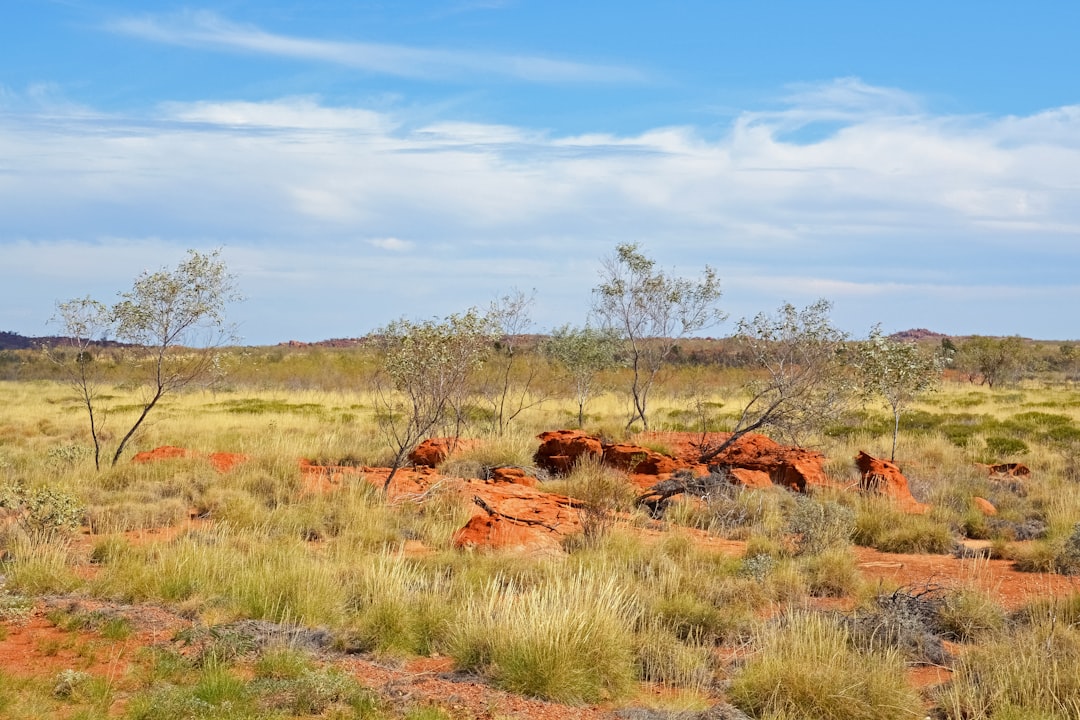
[4,360,1080,717]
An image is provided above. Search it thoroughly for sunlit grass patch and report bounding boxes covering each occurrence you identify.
[728,609,924,720]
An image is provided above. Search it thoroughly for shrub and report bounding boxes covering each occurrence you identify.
[633,618,713,691]
[787,497,855,556]
[984,436,1029,458]
[937,588,1006,641]
[449,573,637,703]
[1014,523,1080,576]
[853,498,955,553]
[728,610,923,720]
[0,481,84,541]
[551,455,637,545]
[936,620,1080,718]
[799,547,860,597]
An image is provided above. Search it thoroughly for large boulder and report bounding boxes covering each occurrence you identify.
[602,443,681,475]
[451,482,582,552]
[707,433,830,492]
[533,430,604,474]
[854,451,929,513]
[408,437,481,467]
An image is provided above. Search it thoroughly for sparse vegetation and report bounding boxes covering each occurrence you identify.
[5,270,1080,718]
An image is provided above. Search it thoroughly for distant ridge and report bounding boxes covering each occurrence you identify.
[888,328,949,342]
[278,338,368,349]
[0,331,128,351]
[0,331,43,350]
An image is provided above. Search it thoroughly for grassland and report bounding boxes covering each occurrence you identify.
[3,343,1080,719]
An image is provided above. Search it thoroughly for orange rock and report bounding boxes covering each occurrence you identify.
[602,443,680,475]
[452,515,559,551]
[534,430,603,474]
[409,437,480,467]
[855,451,929,514]
[207,452,248,473]
[487,466,538,487]
[132,446,192,463]
[132,446,247,473]
[706,433,831,491]
[727,467,774,489]
[451,480,581,551]
[972,496,998,516]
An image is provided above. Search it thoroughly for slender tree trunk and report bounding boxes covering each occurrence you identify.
[383,461,403,493]
[111,387,164,466]
[891,408,900,463]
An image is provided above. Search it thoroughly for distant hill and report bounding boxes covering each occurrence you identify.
[0,331,130,351]
[888,328,949,342]
[0,331,43,350]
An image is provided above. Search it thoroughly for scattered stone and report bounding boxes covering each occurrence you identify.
[982,462,1032,478]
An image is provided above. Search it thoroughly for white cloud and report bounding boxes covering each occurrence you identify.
[105,10,646,84]
[3,80,1080,341]
[368,237,414,252]
[160,97,392,131]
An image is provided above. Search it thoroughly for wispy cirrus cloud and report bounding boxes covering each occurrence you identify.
[105,10,646,84]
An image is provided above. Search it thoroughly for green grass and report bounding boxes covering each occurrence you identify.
[728,610,924,720]
[449,571,638,703]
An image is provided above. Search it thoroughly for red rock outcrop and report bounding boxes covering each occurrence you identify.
[972,496,998,516]
[408,437,481,467]
[602,443,680,475]
[487,466,538,487]
[533,430,604,474]
[705,433,831,492]
[855,451,929,514]
[727,467,774,489]
[452,482,582,552]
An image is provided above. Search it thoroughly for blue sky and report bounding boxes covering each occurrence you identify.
[3,0,1079,344]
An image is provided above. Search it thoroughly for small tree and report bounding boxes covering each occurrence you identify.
[481,289,544,436]
[698,299,849,464]
[853,326,944,462]
[51,250,239,467]
[109,250,240,465]
[954,335,1024,388]
[48,297,112,469]
[543,324,622,427]
[592,243,724,431]
[374,309,494,491]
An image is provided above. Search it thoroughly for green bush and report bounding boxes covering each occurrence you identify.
[0,481,84,540]
[984,436,1029,458]
[787,498,855,556]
